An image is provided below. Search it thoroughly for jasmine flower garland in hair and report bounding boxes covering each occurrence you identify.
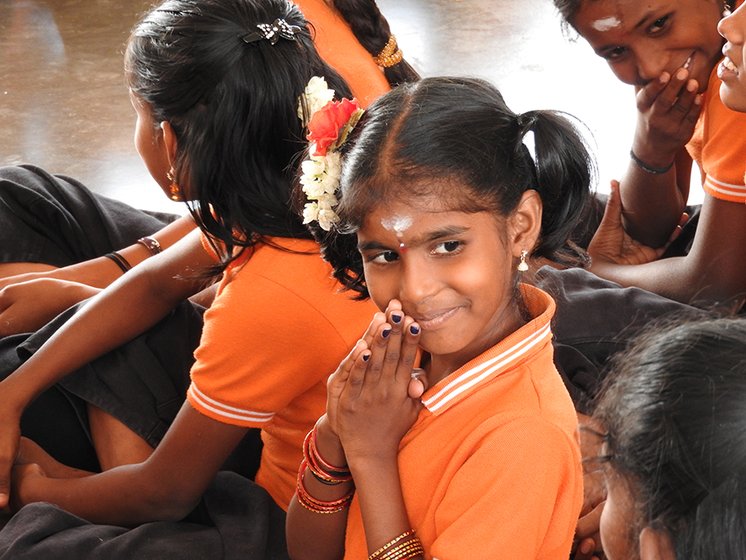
[298,77,363,231]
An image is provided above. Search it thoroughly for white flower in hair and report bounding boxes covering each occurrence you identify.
[298,76,364,231]
[297,76,336,124]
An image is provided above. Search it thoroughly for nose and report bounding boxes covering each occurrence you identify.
[719,7,744,43]
[635,48,670,83]
[398,256,440,308]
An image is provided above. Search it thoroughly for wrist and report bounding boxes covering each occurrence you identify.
[629,149,674,175]
[315,416,347,468]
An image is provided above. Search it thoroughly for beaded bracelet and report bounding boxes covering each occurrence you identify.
[136,236,162,255]
[104,251,132,274]
[629,149,674,175]
[296,460,354,514]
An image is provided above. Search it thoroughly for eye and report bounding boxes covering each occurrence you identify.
[602,46,627,61]
[648,15,669,34]
[369,250,399,264]
[432,240,462,255]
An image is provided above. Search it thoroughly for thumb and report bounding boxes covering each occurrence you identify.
[408,368,428,399]
[599,180,623,229]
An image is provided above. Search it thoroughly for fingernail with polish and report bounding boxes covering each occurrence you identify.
[409,324,420,335]
[382,328,392,338]
[362,352,370,362]
[391,313,402,324]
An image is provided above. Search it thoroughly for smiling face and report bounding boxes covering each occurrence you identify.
[356,189,528,378]
[718,3,746,111]
[573,0,725,90]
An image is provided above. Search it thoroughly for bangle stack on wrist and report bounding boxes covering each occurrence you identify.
[368,529,425,560]
[629,149,674,175]
[296,427,354,514]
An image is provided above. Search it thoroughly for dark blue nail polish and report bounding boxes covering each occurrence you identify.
[382,328,392,338]
[362,353,370,362]
[409,325,420,335]
[391,313,402,324]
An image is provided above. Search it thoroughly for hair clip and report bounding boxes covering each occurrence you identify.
[241,18,301,45]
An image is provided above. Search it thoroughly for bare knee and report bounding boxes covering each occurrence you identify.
[88,405,154,470]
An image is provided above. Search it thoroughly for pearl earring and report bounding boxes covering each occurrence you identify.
[517,249,529,272]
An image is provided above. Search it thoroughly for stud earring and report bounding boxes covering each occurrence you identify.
[166,168,182,201]
[723,0,732,16]
[517,249,529,272]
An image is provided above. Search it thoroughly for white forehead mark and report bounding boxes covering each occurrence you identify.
[381,214,413,236]
[592,16,621,31]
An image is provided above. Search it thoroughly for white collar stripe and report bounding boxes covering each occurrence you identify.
[705,176,746,191]
[422,323,551,413]
[188,383,275,423]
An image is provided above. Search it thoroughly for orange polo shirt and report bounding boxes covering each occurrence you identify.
[294,0,391,107]
[343,285,583,559]
[687,0,746,203]
[187,238,376,509]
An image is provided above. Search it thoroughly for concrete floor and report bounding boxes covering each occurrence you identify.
[0,0,648,216]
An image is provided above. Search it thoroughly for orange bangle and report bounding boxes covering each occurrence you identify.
[296,460,353,514]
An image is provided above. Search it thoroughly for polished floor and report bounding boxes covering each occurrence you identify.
[0,0,651,216]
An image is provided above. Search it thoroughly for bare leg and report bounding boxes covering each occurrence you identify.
[88,405,154,471]
[0,262,56,279]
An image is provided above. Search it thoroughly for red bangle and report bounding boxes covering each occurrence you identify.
[303,428,352,485]
[296,460,353,514]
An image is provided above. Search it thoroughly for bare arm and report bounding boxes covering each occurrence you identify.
[0,215,198,335]
[0,229,214,508]
[620,67,701,247]
[590,192,746,307]
[286,305,422,560]
[12,402,248,525]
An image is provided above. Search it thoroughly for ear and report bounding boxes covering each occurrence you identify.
[159,121,179,169]
[639,527,676,560]
[506,189,542,259]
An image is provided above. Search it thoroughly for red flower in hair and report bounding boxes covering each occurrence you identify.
[307,98,363,156]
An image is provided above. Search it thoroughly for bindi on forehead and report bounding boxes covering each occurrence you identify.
[591,15,622,30]
[381,214,414,237]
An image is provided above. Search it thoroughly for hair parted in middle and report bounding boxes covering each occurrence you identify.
[306,76,596,298]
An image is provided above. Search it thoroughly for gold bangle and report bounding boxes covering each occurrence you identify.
[369,530,416,559]
[374,35,403,68]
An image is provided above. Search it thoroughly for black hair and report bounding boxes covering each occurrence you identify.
[308,76,595,298]
[594,317,746,559]
[553,0,736,31]
[329,0,419,86]
[125,0,352,268]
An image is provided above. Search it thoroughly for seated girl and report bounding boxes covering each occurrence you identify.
[2,0,394,532]
[0,0,416,336]
[285,76,595,559]
[553,0,746,309]
[592,317,746,560]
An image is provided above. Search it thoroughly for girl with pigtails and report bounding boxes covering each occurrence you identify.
[286,77,594,559]
[0,0,417,555]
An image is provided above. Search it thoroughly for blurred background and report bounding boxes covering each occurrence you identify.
[0,0,648,217]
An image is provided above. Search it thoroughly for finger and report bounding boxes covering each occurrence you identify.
[397,318,420,383]
[576,500,605,538]
[360,312,387,348]
[344,341,373,397]
[598,181,623,231]
[669,77,698,117]
[656,67,691,109]
[355,321,390,387]
[635,72,671,111]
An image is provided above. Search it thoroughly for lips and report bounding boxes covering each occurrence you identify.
[718,55,739,80]
[412,306,461,330]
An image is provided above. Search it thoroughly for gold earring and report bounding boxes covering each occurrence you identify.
[517,249,529,272]
[166,168,182,201]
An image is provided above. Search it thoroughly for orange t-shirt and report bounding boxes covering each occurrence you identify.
[687,0,746,203]
[187,238,376,509]
[294,0,391,107]
[343,285,583,559]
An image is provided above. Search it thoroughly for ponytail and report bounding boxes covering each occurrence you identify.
[520,110,595,266]
[330,0,419,86]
